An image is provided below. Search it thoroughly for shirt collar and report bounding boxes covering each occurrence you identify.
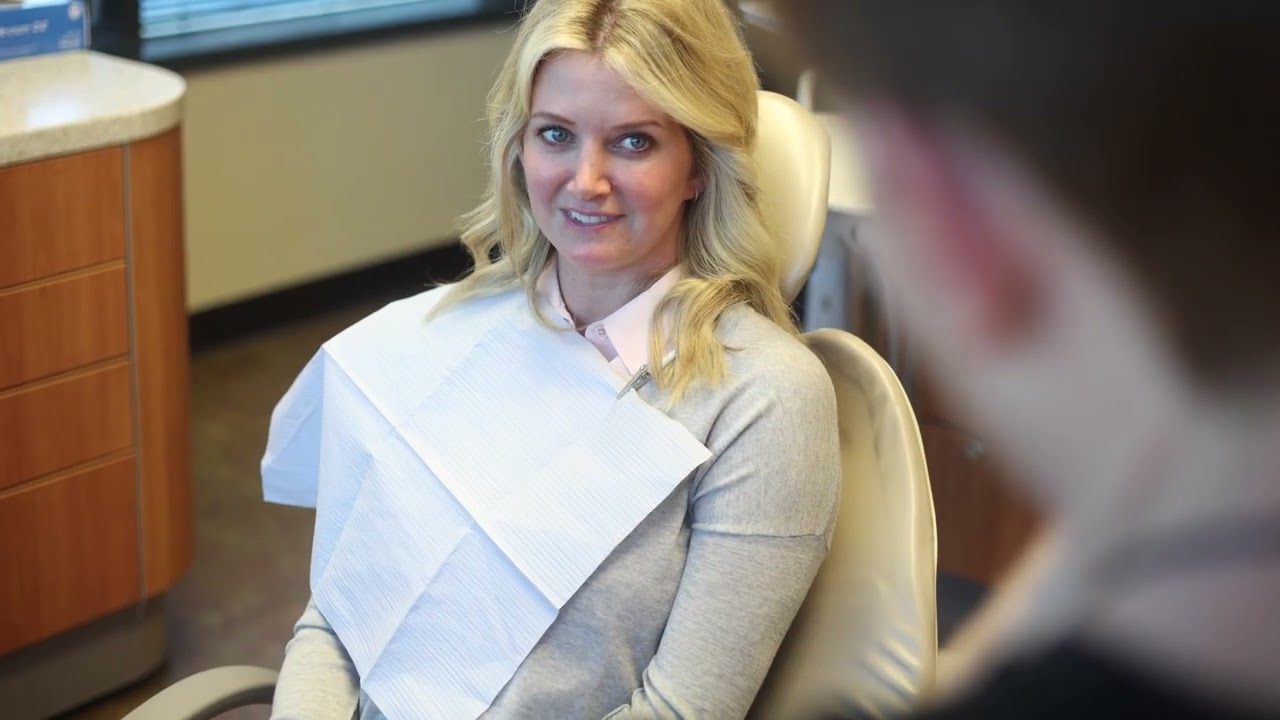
[536,260,683,375]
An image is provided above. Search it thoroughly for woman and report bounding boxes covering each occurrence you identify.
[265,1,840,718]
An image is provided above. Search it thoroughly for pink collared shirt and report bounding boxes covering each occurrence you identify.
[538,262,683,379]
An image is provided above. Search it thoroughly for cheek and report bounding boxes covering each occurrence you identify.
[521,150,568,207]
[618,165,687,218]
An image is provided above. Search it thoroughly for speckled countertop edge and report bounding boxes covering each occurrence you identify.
[0,50,186,167]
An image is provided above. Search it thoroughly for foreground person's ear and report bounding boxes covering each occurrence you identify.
[857,104,1044,348]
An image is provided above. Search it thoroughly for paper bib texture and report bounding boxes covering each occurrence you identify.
[262,287,710,719]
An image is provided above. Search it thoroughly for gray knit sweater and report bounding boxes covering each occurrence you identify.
[270,304,841,720]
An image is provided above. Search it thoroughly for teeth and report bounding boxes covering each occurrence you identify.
[569,210,611,225]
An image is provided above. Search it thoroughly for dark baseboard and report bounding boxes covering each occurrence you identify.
[188,242,814,353]
[188,242,473,353]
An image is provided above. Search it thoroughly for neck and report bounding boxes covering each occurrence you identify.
[1086,539,1280,711]
[1042,389,1280,710]
[555,255,673,327]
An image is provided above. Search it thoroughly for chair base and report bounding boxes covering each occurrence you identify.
[0,599,168,720]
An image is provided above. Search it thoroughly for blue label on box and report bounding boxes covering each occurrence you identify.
[0,2,90,62]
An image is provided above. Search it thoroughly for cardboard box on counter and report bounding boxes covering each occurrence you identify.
[0,1,90,62]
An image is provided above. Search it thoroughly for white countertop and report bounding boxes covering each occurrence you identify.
[0,50,185,167]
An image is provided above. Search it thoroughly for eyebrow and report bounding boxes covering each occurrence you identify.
[530,111,666,132]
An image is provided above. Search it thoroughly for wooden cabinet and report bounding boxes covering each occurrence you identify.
[888,360,1043,585]
[0,129,192,657]
[0,266,130,389]
[0,361,135,491]
[0,456,141,654]
[0,147,126,288]
[918,419,1041,583]
[901,338,1042,584]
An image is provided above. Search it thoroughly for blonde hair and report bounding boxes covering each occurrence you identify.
[432,0,794,401]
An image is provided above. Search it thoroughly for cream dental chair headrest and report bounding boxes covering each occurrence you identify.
[754,90,831,303]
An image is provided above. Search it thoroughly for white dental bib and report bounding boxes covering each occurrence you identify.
[261,286,710,719]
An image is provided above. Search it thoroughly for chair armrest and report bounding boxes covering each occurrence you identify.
[123,665,279,720]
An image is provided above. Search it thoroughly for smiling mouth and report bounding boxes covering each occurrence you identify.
[563,209,621,227]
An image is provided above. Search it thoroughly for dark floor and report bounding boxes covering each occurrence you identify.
[61,290,985,720]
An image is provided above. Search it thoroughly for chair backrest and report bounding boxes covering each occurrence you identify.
[751,330,938,718]
[755,90,830,303]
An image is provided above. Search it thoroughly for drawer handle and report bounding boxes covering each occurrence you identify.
[963,438,987,461]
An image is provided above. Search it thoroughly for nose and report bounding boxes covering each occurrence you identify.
[568,146,610,200]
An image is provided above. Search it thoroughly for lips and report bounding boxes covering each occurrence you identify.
[563,209,622,228]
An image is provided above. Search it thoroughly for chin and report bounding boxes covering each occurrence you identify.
[564,252,630,273]
[553,239,627,268]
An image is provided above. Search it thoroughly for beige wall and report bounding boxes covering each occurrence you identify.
[180,23,514,311]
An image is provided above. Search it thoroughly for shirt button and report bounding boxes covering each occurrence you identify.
[596,327,607,337]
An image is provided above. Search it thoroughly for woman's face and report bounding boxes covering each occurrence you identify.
[521,51,700,279]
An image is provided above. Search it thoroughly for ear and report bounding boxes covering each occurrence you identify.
[684,161,705,201]
[684,133,706,201]
[857,104,1042,345]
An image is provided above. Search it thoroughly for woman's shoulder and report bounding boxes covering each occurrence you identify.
[694,306,839,425]
[715,305,832,390]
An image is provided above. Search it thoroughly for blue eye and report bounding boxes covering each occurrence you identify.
[538,126,570,144]
[619,134,652,152]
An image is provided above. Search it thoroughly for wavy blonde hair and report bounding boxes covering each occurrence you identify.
[432,0,794,401]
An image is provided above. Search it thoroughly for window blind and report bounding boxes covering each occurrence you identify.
[140,0,479,39]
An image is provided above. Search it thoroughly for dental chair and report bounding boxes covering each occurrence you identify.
[125,90,937,720]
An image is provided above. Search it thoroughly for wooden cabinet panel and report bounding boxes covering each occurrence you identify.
[921,421,1041,583]
[0,362,134,491]
[0,265,129,390]
[0,455,141,655]
[0,148,125,289]
[127,129,193,596]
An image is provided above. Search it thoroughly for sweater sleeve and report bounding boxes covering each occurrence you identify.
[271,596,362,720]
[603,347,842,719]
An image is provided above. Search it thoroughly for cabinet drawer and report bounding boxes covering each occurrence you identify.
[0,266,129,390]
[0,455,141,655]
[0,362,134,491]
[0,148,126,289]
[921,422,1041,583]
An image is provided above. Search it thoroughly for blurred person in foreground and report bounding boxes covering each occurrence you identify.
[780,2,1280,718]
